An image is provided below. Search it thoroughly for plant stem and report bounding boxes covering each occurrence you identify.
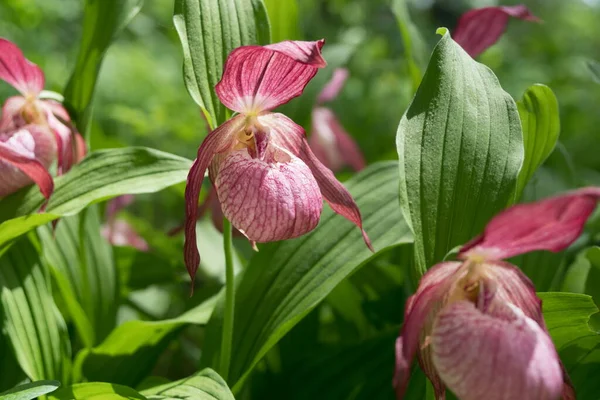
[219,217,235,381]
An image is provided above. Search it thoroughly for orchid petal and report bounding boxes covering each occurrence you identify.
[459,188,600,260]
[259,112,372,250]
[102,219,149,252]
[184,116,244,283]
[0,126,55,203]
[394,261,462,399]
[40,100,74,174]
[215,148,322,242]
[317,68,349,104]
[453,5,540,58]
[309,107,365,172]
[431,300,562,400]
[106,195,136,221]
[0,95,27,131]
[215,40,326,114]
[0,38,45,95]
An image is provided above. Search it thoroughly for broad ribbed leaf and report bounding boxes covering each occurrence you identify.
[64,0,143,133]
[173,0,270,127]
[396,28,523,276]
[74,295,217,387]
[142,369,234,400]
[539,292,600,399]
[201,162,413,390]
[515,84,560,199]
[50,383,145,400]
[38,207,118,347]
[0,237,71,384]
[0,147,191,247]
[264,0,299,43]
[0,380,60,400]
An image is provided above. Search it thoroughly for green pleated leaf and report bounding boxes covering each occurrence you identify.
[0,237,71,384]
[539,292,600,399]
[74,295,217,387]
[396,28,523,276]
[264,0,299,42]
[201,162,413,390]
[173,0,270,127]
[141,369,234,400]
[64,0,143,133]
[38,207,118,347]
[514,84,560,200]
[0,380,60,400]
[50,383,145,400]
[0,147,191,247]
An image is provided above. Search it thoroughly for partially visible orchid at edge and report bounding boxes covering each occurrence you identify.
[0,38,85,204]
[393,188,600,400]
[184,40,372,282]
[309,68,365,172]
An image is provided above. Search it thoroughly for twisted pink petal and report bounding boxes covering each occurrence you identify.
[215,40,326,114]
[309,107,365,172]
[258,112,372,250]
[0,126,55,203]
[460,187,600,261]
[453,5,540,57]
[317,68,349,104]
[0,38,45,95]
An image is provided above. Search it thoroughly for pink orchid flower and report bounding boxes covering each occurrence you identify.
[0,38,84,179]
[393,188,600,400]
[184,40,372,281]
[309,68,365,172]
[101,195,149,251]
[453,5,540,58]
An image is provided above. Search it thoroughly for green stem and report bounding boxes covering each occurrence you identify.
[219,217,235,381]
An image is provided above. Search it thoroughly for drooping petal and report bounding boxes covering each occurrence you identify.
[0,95,27,131]
[309,107,365,172]
[101,219,149,251]
[317,68,349,104]
[459,188,600,261]
[431,300,563,400]
[453,5,540,58]
[394,261,462,399]
[215,40,326,114]
[0,38,45,95]
[184,116,244,283]
[215,147,322,242]
[259,112,372,250]
[0,126,55,202]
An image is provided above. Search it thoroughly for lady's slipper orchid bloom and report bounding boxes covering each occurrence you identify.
[393,188,600,400]
[184,40,372,281]
[101,195,149,251]
[0,38,84,174]
[309,68,365,172]
[453,5,540,57]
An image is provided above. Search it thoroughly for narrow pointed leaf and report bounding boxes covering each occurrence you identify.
[396,29,523,276]
[515,84,560,199]
[141,369,234,400]
[200,162,413,389]
[173,0,270,127]
[0,380,60,400]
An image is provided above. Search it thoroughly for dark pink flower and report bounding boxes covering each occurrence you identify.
[184,40,372,282]
[0,38,85,176]
[309,68,365,172]
[453,5,540,57]
[101,195,149,252]
[393,189,600,400]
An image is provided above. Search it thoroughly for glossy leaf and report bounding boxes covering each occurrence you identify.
[0,380,60,400]
[515,84,560,200]
[74,295,217,387]
[173,0,270,127]
[0,237,71,383]
[539,292,600,399]
[396,29,523,276]
[264,0,299,43]
[38,207,118,347]
[200,162,413,390]
[0,147,191,247]
[141,368,234,400]
[50,383,145,400]
[63,0,143,134]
